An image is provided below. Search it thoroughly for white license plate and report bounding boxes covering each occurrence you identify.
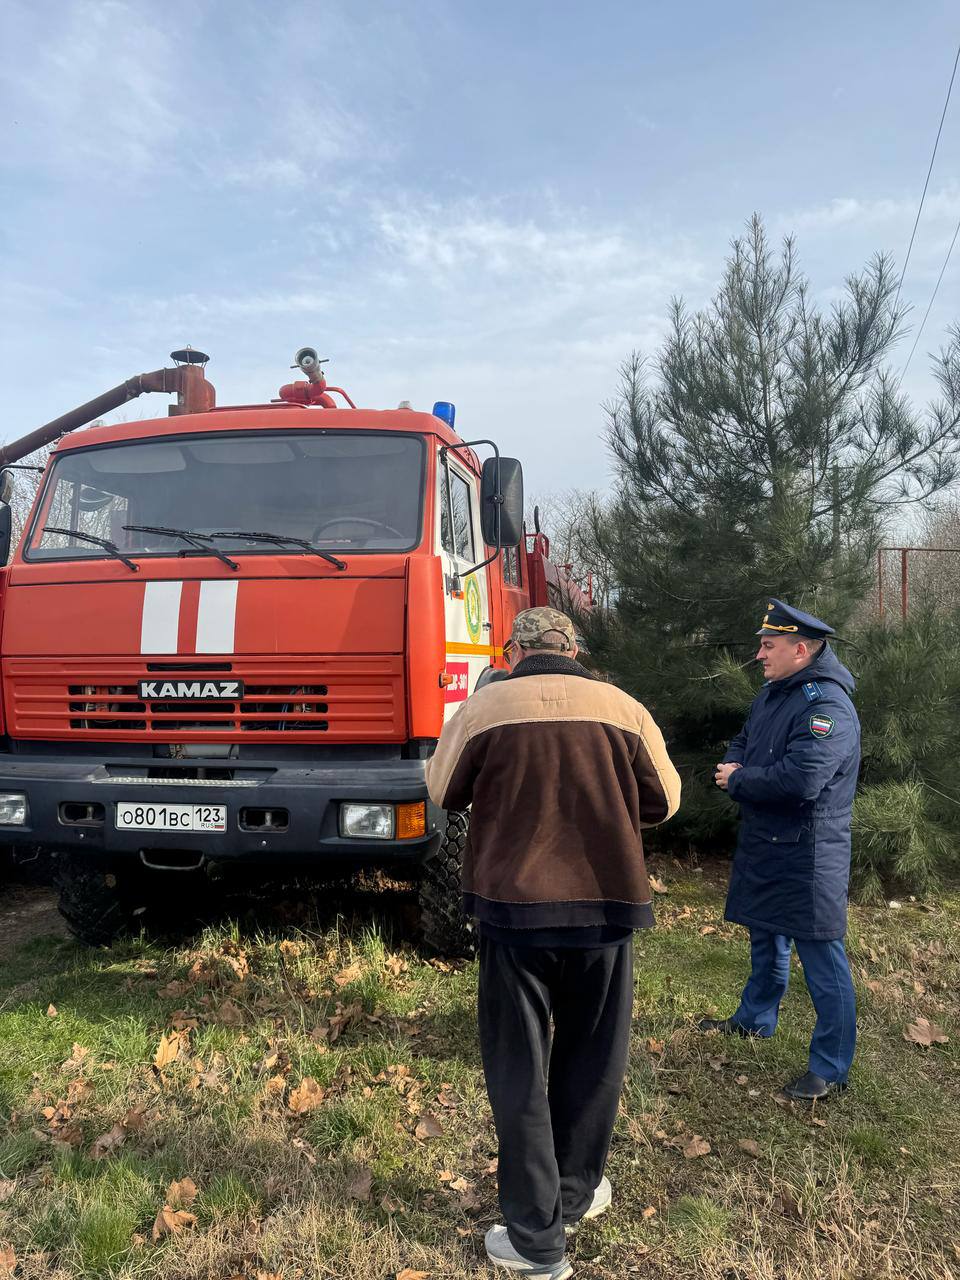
[115,802,227,833]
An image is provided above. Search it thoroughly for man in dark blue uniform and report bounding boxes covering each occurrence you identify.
[701,599,861,1101]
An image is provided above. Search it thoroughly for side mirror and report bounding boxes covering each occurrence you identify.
[480,456,524,549]
[0,504,12,567]
[0,469,14,505]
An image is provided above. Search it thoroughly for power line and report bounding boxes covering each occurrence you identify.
[901,214,960,377]
[893,40,960,312]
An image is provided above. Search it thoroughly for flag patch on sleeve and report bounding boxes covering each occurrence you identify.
[809,714,835,738]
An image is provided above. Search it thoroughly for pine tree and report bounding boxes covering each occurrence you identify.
[584,215,960,859]
[852,609,960,897]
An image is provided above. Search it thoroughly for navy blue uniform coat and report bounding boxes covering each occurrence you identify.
[724,646,861,941]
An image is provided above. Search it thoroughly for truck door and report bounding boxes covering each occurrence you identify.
[496,540,529,650]
[437,454,492,720]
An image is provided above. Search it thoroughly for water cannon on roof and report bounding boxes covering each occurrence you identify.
[277,347,357,408]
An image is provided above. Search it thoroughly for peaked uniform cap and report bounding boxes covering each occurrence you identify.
[511,607,577,651]
[757,598,836,640]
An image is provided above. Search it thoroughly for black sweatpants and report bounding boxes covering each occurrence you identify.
[477,935,634,1266]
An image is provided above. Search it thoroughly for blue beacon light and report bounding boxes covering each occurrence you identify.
[432,401,456,428]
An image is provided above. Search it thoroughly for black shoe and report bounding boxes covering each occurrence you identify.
[782,1071,848,1101]
[696,1016,762,1038]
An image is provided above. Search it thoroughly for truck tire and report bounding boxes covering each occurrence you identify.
[55,860,134,946]
[417,811,474,958]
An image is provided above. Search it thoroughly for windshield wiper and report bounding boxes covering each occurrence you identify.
[43,526,139,572]
[123,525,240,571]
[212,530,347,571]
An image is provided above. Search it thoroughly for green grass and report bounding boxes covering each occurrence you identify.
[0,868,957,1278]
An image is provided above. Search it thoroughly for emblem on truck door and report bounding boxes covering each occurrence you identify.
[138,680,244,700]
[464,576,483,643]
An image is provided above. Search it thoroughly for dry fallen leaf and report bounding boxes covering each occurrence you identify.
[734,1074,749,1086]
[395,1271,431,1280]
[290,1136,318,1165]
[214,998,244,1027]
[682,1135,711,1159]
[122,1107,147,1132]
[645,1037,664,1055]
[153,1031,184,1071]
[346,1165,373,1202]
[699,925,717,935]
[0,1183,14,1204]
[57,1122,84,1149]
[159,980,190,1000]
[903,1017,949,1047]
[0,1242,15,1277]
[168,1010,200,1031]
[41,1099,72,1128]
[167,1177,198,1209]
[414,1113,443,1141]
[60,1043,90,1074]
[151,1205,197,1241]
[66,1078,92,1105]
[46,1004,58,1018]
[642,1205,658,1220]
[288,1077,325,1114]
[90,1122,127,1160]
[738,1138,761,1157]
[333,961,364,987]
[649,876,669,895]
[777,1187,803,1220]
[280,939,305,957]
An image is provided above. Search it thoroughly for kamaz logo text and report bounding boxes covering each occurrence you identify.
[138,680,244,700]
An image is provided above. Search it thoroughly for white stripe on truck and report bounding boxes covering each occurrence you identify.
[195,580,239,654]
[140,581,183,655]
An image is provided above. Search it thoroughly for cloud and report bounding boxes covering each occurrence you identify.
[375,202,628,277]
[69,194,706,488]
[1,0,182,173]
[780,188,960,235]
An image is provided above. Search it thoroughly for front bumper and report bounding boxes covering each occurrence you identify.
[0,754,443,867]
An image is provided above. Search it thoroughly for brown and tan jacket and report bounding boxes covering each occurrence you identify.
[424,655,681,931]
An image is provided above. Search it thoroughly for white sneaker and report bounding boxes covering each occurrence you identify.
[484,1225,574,1278]
[565,1176,612,1232]
[582,1175,612,1220]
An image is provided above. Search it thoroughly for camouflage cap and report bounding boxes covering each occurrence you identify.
[510,607,576,652]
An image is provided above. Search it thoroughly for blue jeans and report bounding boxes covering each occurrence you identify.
[732,928,856,1083]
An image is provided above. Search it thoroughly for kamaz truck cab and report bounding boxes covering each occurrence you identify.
[0,348,589,953]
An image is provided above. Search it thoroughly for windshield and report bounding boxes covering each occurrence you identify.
[27,431,425,561]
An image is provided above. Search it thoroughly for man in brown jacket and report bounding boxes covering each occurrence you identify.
[425,607,680,1279]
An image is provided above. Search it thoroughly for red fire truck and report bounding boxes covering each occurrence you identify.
[0,348,590,952]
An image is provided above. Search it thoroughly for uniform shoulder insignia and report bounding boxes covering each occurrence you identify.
[809,713,835,738]
[802,681,823,702]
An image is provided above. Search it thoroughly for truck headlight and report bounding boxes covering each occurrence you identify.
[0,793,28,825]
[339,803,394,840]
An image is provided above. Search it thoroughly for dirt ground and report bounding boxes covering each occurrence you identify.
[0,881,68,958]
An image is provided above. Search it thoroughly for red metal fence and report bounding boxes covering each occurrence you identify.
[876,546,960,619]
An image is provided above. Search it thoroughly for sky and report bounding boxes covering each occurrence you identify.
[1,0,959,499]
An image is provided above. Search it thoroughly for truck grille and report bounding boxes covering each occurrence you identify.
[4,658,405,743]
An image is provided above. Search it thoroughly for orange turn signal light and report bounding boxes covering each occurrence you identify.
[396,800,427,840]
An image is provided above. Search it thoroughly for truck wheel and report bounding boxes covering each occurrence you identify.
[417,811,474,958]
[55,861,135,946]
